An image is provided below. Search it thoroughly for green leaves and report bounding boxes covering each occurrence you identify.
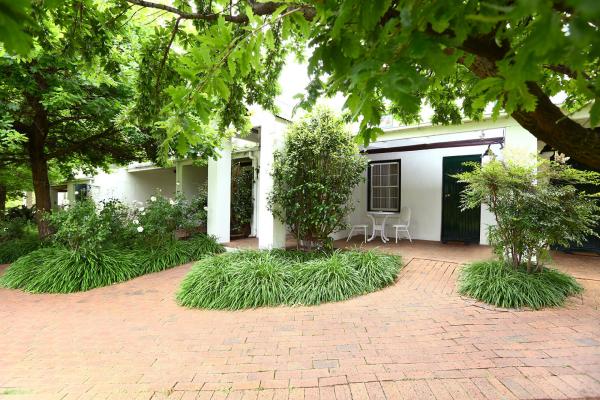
[456,158,600,269]
[0,0,33,55]
[268,107,367,249]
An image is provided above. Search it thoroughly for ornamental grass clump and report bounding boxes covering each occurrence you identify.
[459,260,583,310]
[177,249,402,310]
[222,251,293,309]
[343,250,401,291]
[291,252,364,305]
[0,247,139,293]
[140,234,224,274]
[177,252,238,309]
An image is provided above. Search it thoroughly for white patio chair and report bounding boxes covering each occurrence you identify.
[393,207,412,243]
[346,223,368,243]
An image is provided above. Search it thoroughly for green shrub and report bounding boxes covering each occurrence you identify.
[133,193,208,247]
[458,260,583,310]
[177,249,402,310]
[455,158,599,270]
[0,247,140,293]
[140,234,224,274]
[231,162,253,234]
[0,216,37,242]
[0,233,41,263]
[269,107,368,250]
[0,218,41,263]
[46,198,135,251]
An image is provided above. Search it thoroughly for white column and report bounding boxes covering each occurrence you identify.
[207,139,232,243]
[175,161,183,195]
[66,182,76,203]
[50,188,59,210]
[255,112,287,249]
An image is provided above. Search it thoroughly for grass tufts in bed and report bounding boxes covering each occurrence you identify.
[177,249,402,310]
[0,247,139,293]
[458,260,583,310]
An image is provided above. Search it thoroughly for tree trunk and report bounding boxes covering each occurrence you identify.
[29,148,52,238]
[0,184,6,214]
[25,72,52,238]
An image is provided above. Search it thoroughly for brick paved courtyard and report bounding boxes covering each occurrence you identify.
[1,242,600,399]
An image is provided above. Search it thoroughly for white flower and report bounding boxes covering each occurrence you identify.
[74,191,79,195]
[150,196,157,202]
[203,206,208,211]
[141,212,146,216]
[137,226,144,233]
[139,207,145,212]
[169,199,175,205]
[132,219,139,225]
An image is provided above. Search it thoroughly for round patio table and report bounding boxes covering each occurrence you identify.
[367,211,398,243]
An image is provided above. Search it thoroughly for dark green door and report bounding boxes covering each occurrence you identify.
[441,155,481,243]
[557,162,600,254]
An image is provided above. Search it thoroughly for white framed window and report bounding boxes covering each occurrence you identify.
[368,160,400,212]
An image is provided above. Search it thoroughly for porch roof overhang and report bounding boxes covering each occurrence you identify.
[362,128,505,155]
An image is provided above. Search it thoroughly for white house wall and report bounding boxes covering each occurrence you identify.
[181,164,208,199]
[339,118,538,244]
[90,167,177,205]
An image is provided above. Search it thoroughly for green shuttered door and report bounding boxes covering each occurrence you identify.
[441,155,481,244]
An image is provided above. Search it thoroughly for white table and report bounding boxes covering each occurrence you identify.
[367,212,397,243]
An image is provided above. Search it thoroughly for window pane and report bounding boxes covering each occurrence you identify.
[370,161,400,211]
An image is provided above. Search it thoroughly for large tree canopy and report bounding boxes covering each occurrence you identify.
[0,1,156,235]
[121,0,600,169]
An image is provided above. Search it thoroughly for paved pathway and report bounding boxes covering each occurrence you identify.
[1,253,600,399]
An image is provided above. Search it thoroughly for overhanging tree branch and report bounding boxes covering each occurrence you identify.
[155,17,182,94]
[543,64,591,81]
[124,0,316,23]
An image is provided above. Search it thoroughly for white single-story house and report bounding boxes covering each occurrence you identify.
[51,105,597,251]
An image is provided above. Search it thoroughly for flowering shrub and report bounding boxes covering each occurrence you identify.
[1,194,223,293]
[46,198,135,251]
[132,192,208,246]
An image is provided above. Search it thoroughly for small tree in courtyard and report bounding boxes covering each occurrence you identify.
[269,108,367,250]
[456,158,600,272]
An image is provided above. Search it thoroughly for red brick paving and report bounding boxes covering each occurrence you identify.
[1,242,600,399]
